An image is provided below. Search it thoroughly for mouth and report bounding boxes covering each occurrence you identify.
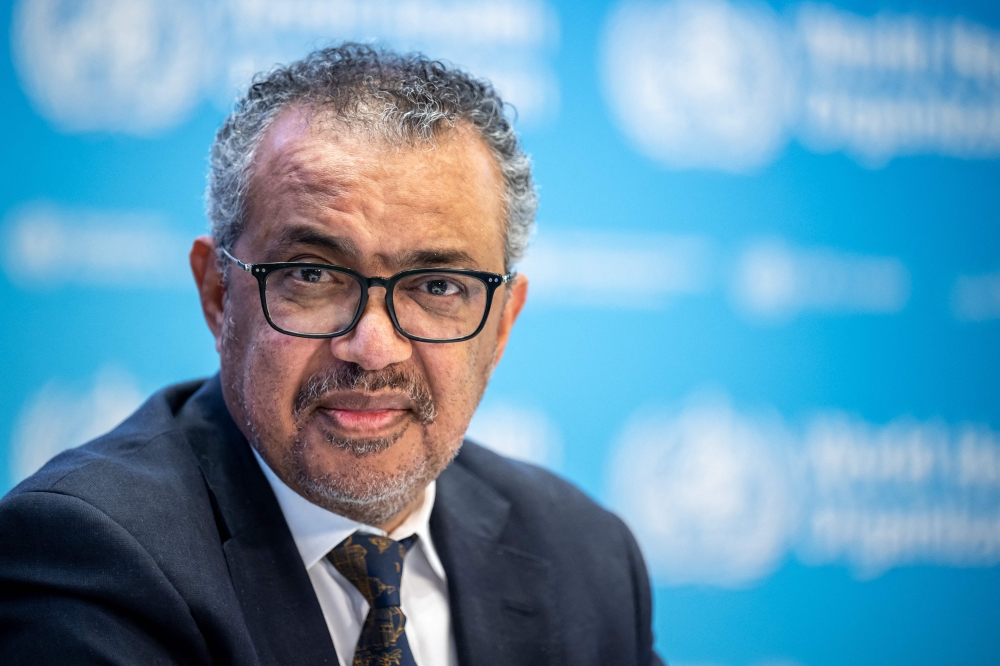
[311,392,415,437]
[319,407,410,433]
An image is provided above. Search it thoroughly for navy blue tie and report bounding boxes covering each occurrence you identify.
[328,533,419,666]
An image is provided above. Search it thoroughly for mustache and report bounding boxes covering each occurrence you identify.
[293,362,437,425]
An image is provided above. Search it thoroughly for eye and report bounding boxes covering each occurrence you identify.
[424,279,458,296]
[298,267,325,283]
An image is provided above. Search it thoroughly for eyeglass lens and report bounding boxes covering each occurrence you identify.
[263,266,489,340]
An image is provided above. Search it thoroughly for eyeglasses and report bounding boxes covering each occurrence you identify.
[221,248,513,343]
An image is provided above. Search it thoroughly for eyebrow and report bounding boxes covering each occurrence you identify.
[270,226,361,262]
[268,224,481,271]
[395,248,480,269]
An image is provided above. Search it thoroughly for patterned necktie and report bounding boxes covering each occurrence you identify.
[328,532,419,666]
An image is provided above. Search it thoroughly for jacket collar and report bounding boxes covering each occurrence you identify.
[181,375,338,666]
[432,451,563,666]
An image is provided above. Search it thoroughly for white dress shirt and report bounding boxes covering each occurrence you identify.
[253,450,457,666]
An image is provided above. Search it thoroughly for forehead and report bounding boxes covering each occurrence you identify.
[242,106,506,271]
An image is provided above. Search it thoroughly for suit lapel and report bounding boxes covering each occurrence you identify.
[182,376,338,666]
[432,450,563,666]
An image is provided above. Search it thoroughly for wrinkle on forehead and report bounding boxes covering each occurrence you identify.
[242,105,507,271]
[248,109,375,223]
[252,103,501,200]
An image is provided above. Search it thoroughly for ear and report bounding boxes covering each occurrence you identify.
[491,273,528,368]
[190,235,226,354]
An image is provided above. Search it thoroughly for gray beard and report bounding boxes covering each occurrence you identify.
[224,331,458,526]
[326,429,402,456]
[291,425,440,527]
[283,362,446,526]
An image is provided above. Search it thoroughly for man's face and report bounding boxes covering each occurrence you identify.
[193,107,527,527]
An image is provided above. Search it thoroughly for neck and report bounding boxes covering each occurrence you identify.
[377,489,425,535]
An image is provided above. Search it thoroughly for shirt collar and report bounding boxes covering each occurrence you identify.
[252,448,446,580]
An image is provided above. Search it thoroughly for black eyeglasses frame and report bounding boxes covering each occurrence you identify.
[221,248,514,343]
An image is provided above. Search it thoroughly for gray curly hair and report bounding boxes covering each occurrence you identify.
[206,43,537,271]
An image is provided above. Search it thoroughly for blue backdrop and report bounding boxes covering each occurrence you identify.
[2,0,999,664]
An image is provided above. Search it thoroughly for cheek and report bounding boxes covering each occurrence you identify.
[222,291,318,437]
[423,336,497,435]
[243,336,298,404]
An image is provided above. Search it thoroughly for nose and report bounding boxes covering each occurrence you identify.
[329,286,412,371]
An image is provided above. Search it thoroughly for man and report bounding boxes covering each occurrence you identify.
[0,45,663,666]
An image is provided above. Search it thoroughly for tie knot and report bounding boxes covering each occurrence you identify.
[328,533,417,609]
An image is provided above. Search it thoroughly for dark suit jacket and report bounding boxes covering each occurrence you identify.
[0,376,663,665]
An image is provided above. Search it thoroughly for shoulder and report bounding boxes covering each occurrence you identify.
[450,441,635,549]
[9,378,204,491]
[452,441,602,513]
[0,379,223,665]
[1,378,215,552]
[447,442,658,663]
[0,378,233,644]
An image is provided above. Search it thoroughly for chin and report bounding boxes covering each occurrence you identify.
[283,419,463,524]
[293,444,433,526]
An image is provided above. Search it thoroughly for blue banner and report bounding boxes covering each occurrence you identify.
[2,1,998,663]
